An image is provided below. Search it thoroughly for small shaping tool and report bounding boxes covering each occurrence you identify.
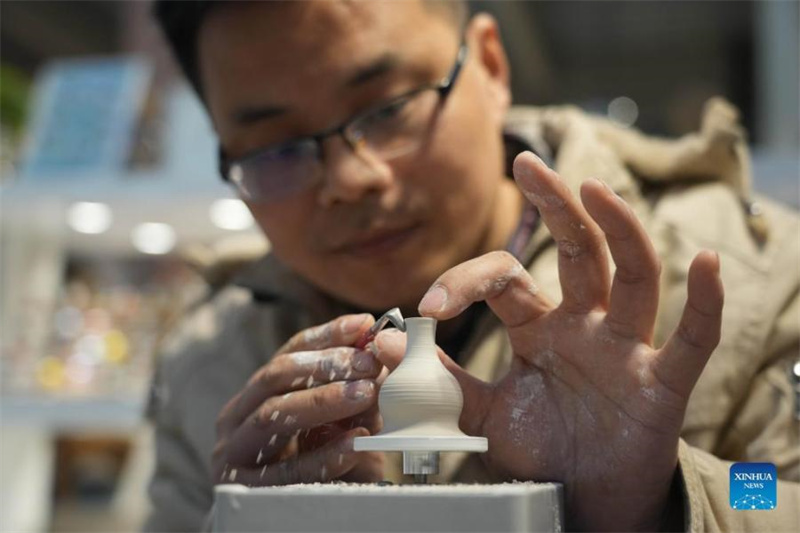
[354,307,407,349]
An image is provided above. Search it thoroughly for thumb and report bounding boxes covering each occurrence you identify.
[372,329,493,436]
[371,328,405,370]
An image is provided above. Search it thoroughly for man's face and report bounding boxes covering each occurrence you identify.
[198,1,513,312]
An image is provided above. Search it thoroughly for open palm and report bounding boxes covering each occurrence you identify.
[375,152,723,531]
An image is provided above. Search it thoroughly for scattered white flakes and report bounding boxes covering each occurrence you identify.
[522,190,566,209]
[527,280,540,296]
[260,465,267,479]
[270,411,280,422]
[268,434,277,446]
[306,375,314,388]
[256,449,264,464]
[329,369,336,381]
[511,407,524,421]
[290,350,321,366]
[283,392,293,400]
[303,325,330,345]
[229,468,238,482]
[284,415,298,425]
[291,377,305,387]
[344,369,352,379]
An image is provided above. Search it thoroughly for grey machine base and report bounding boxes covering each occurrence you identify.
[213,482,563,532]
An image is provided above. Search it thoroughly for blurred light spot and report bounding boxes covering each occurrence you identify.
[209,198,254,231]
[36,357,65,391]
[75,334,105,365]
[67,202,112,234]
[104,329,130,364]
[65,359,95,386]
[132,222,176,255]
[608,96,639,127]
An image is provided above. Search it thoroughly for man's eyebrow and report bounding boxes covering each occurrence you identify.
[233,105,286,126]
[231,53,402,127]
[345,52,401,87]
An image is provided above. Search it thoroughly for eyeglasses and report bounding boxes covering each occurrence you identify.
[218,45,468,204]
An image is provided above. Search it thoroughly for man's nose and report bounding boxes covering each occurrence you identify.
[316,135,394,206]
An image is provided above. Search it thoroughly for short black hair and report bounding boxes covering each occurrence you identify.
[153,0,468,99]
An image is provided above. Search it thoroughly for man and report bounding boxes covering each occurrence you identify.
[148,1,799,531]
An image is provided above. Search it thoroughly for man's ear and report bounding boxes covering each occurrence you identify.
[466,13,511,121]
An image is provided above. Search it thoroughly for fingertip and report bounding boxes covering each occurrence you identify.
[373,329,406,369]
[512,152,546,193]
[346,426,370,447]
[374,328,405,346]
[692,250,722,277]
[513,151,545,177]
[342,313,374,336]
[578,178,606,213]
[418,284,448,315]
[688,250,725,310]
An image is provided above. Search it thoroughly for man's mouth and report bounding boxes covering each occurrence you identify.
[332,223,421,258]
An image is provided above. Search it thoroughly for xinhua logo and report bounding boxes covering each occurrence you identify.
[730,462,777,510]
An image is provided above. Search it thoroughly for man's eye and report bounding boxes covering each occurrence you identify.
[272,143,309,161]
[371,99,410,122]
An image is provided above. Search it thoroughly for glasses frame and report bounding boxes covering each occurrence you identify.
[218,44,468,199]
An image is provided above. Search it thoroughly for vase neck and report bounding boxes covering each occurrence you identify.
[404,317,438,356]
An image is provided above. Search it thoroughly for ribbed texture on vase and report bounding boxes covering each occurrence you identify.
[378,317,465,435]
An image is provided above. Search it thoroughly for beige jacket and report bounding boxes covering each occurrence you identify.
[145,100,800,532]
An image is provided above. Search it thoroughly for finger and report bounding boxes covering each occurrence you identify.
[581,179,661,342]
[338,450,384,483]
[652,251,723,397]
[226,380,377,465]
[299,405,382,452]
[218,427,370,485]
[373,329,492,436]
[337,404,382,435]
[417,250,552,328]
[222,347,381,430]
[513,151,610,313]
[277,313,375,355]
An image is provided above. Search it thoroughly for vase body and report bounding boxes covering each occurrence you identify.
[377,317,465,437]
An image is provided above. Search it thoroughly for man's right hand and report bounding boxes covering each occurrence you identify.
[212,313,384,486]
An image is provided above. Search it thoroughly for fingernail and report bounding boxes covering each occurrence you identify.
[528,151,544,165]
[342,313,370,334]
[353,350,377,373]
[374,329,404,352]
[418,285,447,314]
[593,177,612,191]
[344,379,374,400]
[513,153,537,179]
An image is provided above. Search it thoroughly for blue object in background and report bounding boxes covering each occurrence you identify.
[19,57,151,178]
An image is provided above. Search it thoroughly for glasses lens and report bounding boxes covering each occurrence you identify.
[352,89,440,160]
[230,141,320,203]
